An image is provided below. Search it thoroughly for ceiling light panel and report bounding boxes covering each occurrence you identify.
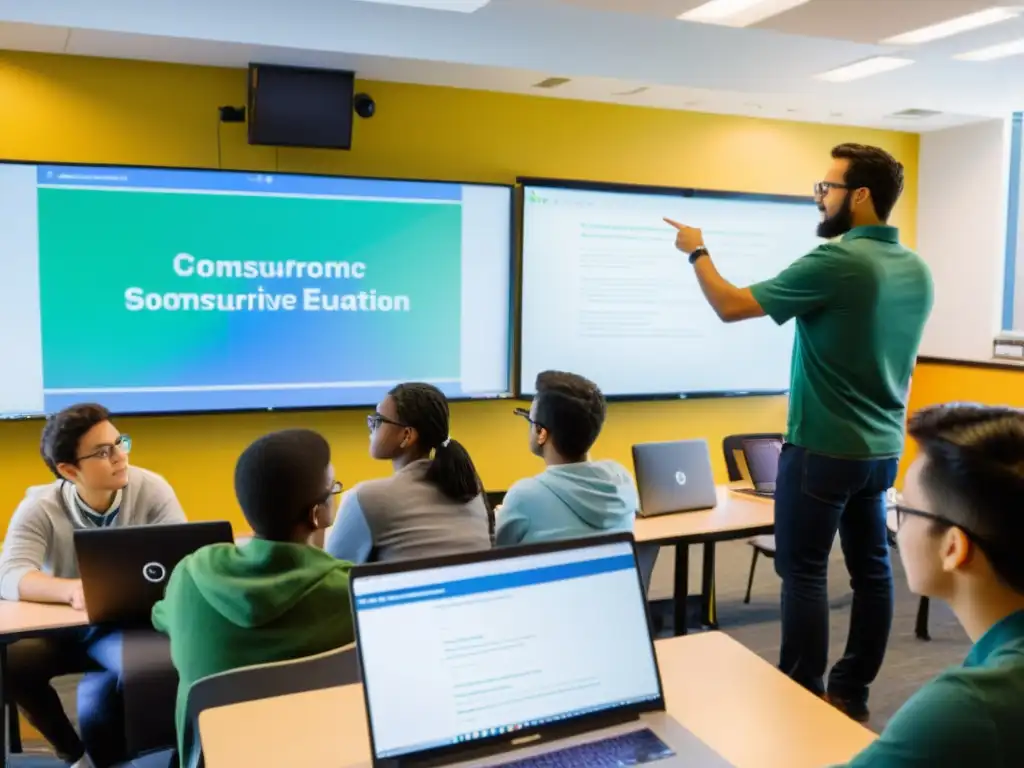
[955,37,1024,61]
[883,7,1019,45]
[815,56,914,83]
[350,0,491,11]
[678,0,812,28]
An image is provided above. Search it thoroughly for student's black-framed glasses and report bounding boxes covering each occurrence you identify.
[894,503,993,552]
[316,481,344,506]
[77,434,132,462]
[367,413,407,432]
[513,408,544,430]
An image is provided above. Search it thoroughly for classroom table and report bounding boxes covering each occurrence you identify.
[198,631,875,768]
[634,487,774,635]
[0,602,89,764]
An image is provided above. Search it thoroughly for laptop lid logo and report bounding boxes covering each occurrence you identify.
[674,471,687,486]
[142,562,167,584]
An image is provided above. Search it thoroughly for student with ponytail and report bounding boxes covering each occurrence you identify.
[326,382,492,564]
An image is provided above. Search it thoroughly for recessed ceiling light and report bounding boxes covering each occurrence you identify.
[955,37,1024,61]
[882,7,1019,45]
[533,77,571,89]
[815,56,914,83]
[351,0,491,10]
[677,0,812,28]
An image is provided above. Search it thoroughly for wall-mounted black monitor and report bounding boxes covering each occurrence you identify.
[248,63,356,149]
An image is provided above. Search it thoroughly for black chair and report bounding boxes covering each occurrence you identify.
[722,433,781,603]
[187,643,360,768]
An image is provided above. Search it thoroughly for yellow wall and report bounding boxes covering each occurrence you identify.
[902,361,1024,473]
[0,51,920,530]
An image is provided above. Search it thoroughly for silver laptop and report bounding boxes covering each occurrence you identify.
[349,534,731,768]
[632,440,718,517]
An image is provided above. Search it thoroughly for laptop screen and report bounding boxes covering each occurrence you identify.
[743,439,782,485]
[352,540,662,760]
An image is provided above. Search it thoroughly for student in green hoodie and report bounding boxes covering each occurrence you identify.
[152,429,354,766]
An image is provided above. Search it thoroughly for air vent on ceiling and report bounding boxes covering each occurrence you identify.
[613,86,649,96]
[888,108,942,120]
[533,77,571,89]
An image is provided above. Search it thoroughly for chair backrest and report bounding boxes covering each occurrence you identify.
[722,433,784,482]
[634,542,659,597]
[486,490,506,508]
[187,643,359,768]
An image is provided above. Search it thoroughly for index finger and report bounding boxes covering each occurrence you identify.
[663,217,685,230]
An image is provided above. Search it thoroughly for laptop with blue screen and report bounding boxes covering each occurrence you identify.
[349,534,731,768]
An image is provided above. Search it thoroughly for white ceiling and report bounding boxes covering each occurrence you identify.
[1,0,1023,131]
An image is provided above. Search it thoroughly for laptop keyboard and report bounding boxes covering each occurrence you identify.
[495,728,675,768]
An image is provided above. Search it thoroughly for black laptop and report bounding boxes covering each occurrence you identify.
[74,521,233,625]
[733,438,782,499]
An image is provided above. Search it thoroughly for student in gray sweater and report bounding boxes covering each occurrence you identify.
[0,403,185,768]
[326,382,492,564]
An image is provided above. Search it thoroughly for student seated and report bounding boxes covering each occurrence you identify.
[837,404,1024,767]
[152,428,353,767]
[496,371,637,546]
[326,382,491,563]
[0,403,184,768]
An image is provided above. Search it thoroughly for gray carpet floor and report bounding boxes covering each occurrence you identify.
[12,540,970,765]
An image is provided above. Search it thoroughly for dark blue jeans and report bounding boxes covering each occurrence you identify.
[7,627,125,766]
[773,444,897,706]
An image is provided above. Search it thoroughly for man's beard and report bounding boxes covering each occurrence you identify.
[817,194,853,239]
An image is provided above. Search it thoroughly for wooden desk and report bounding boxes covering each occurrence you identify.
[0,601,90,764]
[199,632,874,768]
[0,601,88,638]
[635,488,774,636]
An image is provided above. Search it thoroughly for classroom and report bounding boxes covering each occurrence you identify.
[1,1,1024,766]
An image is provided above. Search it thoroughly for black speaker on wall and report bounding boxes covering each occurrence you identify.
[247,63,356,150]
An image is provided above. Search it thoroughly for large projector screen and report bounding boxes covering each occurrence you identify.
[519,181,820,398]
[0,163,513,418]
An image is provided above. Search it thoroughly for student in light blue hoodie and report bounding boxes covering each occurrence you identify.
[496,371,638,546]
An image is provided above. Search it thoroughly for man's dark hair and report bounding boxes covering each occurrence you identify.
[39,403,111,478]
[832,143,904,222]
[533,371,607,461]
[390,382,485,508]
[908,404,1024,593]
[234,429,332,541]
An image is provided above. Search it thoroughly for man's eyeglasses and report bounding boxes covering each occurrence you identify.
[78,435,132,462]
[322,481,344,502]
[514,408,543,429]
[895,504,992,551]
[367,413,407,432]
[813,181,851,198]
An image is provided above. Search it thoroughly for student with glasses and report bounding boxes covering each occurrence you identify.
[664,144,934,721]
[836,404,1024,767]
[496,371,637,546]
[0,403,185,767]
[153,428,353,767]
[326,382,491,564]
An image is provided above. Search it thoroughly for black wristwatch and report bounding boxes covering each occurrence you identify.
[689,245,709,264]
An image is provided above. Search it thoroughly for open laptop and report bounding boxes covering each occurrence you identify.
[349,534,731,768]
[733,438,782,499]
[632,439,717,517]
[75,521,233,625]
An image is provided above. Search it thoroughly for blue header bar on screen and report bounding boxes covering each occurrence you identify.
[355,554,636,611]
[35,165,463,201]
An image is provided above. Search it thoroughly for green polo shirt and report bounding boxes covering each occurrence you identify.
[750,226,932,459]
[835,610,1024,767]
